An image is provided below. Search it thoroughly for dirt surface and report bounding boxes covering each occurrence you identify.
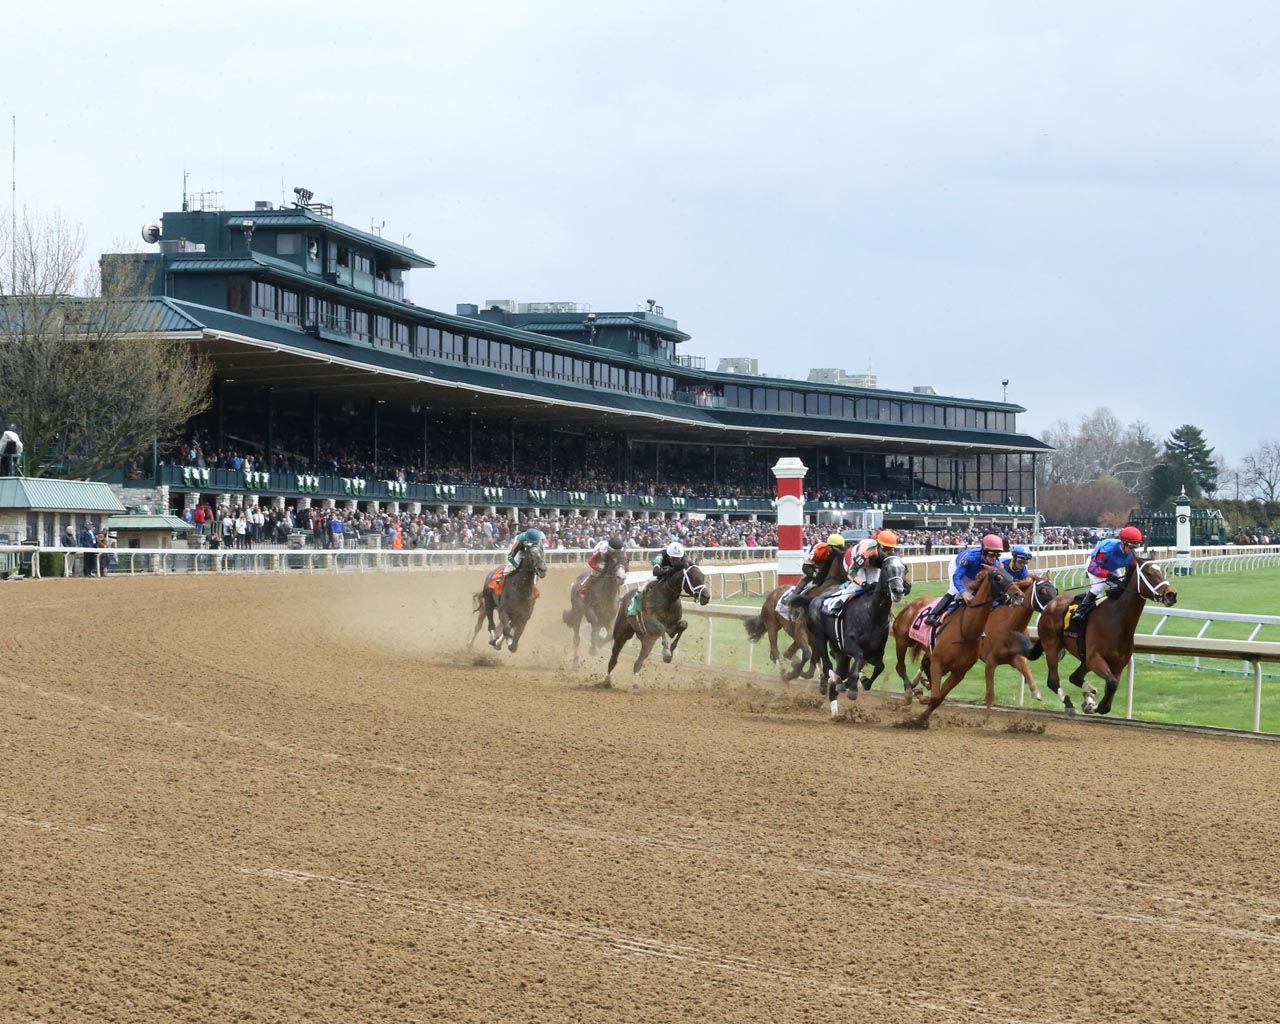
[3,568,1280,1023]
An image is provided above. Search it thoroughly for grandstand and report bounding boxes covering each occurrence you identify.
[101,192,1050,527]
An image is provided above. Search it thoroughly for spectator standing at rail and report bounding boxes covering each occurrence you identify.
[79,521,97,577]
[61,525,78,577]
[0,424,22,476]
[330,515,345,550]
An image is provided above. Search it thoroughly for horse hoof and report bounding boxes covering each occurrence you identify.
[1030,691,1044,702]
[859,677,873,691]
[1063,703,1077,718]
[829,700,839,718]
[661,653,674,664]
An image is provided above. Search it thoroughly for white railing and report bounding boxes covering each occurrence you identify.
[0,544,779,579]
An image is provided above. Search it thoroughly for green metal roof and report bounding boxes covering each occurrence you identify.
[221,211,434,268]
[0,477,126,512]
[517,315,692,342]
[107,514,192,531]
[167,258,261,274]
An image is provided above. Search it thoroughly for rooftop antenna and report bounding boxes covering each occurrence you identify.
[371,219,384,237]
[182,168,189,212]
[10,115,15,296]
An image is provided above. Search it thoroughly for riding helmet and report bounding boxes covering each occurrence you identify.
[826,532,846,548]
[1119,526,1143,545]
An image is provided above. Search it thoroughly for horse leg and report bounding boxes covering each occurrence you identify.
[826,657,840,719]
[1013,655,1042,701]
[983,660,996,712]
[1042,636,1075,717]
[664,621,688,663]
[507,616,524,654]
[767,618,782,664]
[469,596,487,649]
[568,609,583,663]
[861,656,885,690]
[1082,652,1117,714]
[605,624,634,682]
[634,633,660,674]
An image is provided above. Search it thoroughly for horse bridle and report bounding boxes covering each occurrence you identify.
[681,567,707,601]
[1031,577,1056,612]
[1136,561,1173,600]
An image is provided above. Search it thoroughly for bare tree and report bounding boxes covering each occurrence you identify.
[0,210,211,479]
[1241,442,1280,503]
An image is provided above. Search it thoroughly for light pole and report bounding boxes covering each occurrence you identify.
[1001,378,1009,403]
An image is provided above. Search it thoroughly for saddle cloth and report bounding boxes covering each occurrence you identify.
[488,573,539,599]
[908,599,943,648]
[626,586,645,618]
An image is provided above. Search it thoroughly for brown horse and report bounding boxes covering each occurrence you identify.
[891,565,1022,727]
[1028,557,1177,716]
[743,554,848,680]
[978,573,1057,710]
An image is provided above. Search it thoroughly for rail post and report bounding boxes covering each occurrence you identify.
[1126,659,1136,719]
[704,616,715,666]
[1253,661,1264,733]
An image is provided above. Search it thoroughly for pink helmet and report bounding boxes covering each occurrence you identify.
[981,534,1003,553]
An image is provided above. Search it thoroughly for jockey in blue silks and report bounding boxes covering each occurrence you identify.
[925,533,1004,624]
[1072,525,1143,623]
[999,544,1033,581]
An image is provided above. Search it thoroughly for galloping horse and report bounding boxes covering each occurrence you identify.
[743,554,848,680]
[563,548,629,660]
[798,553,910,718]
[977,573,1057,710]
[470,543,548,653]
[1029,557,1177,716]
[891,565,1022,727]
[605,564,710,682]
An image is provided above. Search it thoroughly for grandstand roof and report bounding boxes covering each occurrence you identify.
[0,477,126,513]
[141,299,1050,456]
[219,209,434,268]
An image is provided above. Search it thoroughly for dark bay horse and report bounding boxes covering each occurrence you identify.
[743,555,848,680]
[977,573,1057,710]
[605,565,710,682]
[891,565,1022,727]
[469,544,548,653]
[563,548,629,661]
[1028,557,1177,716]
[798,553,910,719]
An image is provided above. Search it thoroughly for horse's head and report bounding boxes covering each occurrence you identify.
[607,547,628,578]
[987,565,1024,607]
[526,543,548,578]
[1135,557,1177,606]
[1030,572,1059,612]
[880,554,909,603]
[682,564,711,606]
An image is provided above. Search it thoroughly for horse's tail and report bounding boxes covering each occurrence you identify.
[1025,638,1043,661]
[744,613,767,642]
[1011,631,1035,658]
[473,590,484,614]
[562,608,575,626]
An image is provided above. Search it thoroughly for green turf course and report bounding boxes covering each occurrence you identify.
[694,565,1280,734]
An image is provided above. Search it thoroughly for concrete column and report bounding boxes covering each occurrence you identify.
[529,507,541,518]
[366,501,381,514]
[247,493,259,508]
[297,497,312,510]
[344,500,358,512]
[462,504,474,514]
[321,498,337,511]
[217,493,232,510]
[406,502,422,515]
[272,496,286,510]
[435,504,449,515]
[386,501,400,515]
[183,491,200,511]
[772,456,808,586]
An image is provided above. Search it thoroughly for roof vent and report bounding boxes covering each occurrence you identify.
[254,200,274,211]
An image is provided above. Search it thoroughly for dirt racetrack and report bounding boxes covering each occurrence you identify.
[3,567,1280,1023]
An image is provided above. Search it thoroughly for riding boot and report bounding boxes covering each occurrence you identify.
[924,593,953,625]
[1070,592,1097,630]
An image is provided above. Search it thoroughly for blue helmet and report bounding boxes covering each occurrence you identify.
[1010,544,1032,560]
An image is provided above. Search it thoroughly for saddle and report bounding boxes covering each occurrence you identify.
[488,572,540,599]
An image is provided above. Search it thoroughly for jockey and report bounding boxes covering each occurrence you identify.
[835,529,900,599]
[581,536,627,594]
[1072,526,1142,623]
[999,544,1033,581]
[652,540,690,581]
[795,533,847,599]
[925,533,1004,624]
[504,527,545,574]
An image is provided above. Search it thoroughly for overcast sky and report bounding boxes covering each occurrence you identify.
[6,1,1279,461]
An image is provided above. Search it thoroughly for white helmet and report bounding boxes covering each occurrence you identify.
[666,541,686,559]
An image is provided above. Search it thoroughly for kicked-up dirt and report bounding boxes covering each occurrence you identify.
[2,567,1278,1023]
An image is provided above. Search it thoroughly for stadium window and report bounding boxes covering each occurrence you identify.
[393,322,409,352]
[805,393,818,415]
[251,281,277,320]
[306,295,318,326]
[611,366,624,390]
[375,315,392,345]
[352,310,371,344]
[278,289,299,325]
[336,246,350,268]
[415,326,428,355]
[467,336,483,363]
[353,253,372,274]
[276,233,301,256]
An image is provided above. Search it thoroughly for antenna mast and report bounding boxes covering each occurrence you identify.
[182,168,189,212]
[10,115,15,296]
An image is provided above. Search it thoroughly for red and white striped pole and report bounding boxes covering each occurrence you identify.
[772,457,808,586]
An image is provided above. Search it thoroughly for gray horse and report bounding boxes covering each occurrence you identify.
[470,544,547,653]
[605,564,710,682]
[563,548,630,661]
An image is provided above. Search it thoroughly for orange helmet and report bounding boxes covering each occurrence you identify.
[876,529,899,549]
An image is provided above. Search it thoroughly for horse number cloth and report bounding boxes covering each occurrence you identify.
[909,600,942,648]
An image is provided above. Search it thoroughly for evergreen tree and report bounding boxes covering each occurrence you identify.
[1165,424,1218,494]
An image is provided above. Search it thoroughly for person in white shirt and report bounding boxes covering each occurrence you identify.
[0,424,23,476]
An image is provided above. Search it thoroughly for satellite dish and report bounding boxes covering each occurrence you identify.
[141,222,162,244]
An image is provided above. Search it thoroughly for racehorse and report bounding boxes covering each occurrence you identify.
[977,573,1057,710]
[743,554,848,680]
[469,543,547,653]
[890,565,1022,727]
[1028,557,1177,716]
[797,553,910,718]
[562,547,630,661]
[605,564,710,682]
